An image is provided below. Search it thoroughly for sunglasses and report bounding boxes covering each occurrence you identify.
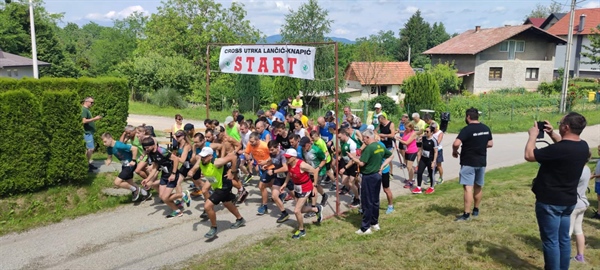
[176,118,182,121]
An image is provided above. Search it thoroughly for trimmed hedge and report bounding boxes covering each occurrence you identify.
[0,90,47,195]
[0,77,128,196]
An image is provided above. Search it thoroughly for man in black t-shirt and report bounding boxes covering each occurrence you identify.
[524,112,589,270]
[452,108,493,222]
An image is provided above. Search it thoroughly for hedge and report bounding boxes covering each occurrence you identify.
[0,77,129,196]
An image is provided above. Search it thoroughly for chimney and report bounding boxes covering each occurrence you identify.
[475,26,481,32]
[578,14,586,32]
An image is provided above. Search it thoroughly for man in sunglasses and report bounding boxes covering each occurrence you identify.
[82,97,102,172]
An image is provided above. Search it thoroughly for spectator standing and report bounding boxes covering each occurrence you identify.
[371,103,387,130]
[296,108,309,128]
[431,123,445,184]
[377,114,395,177]
[411,113,426,136]
[270,103,285,122]
[82,97,102,172]
[291,95,303,111]
[524,113,589,270]
[452,107,493,222]
[569,153,591,263]
[348,129,393,235]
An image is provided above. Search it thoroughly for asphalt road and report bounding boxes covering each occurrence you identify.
[1,114,598,270]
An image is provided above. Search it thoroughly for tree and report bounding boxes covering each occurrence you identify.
[351,39,393,95]
[235,74,261,112]
[403,72,442,113]
[272,76,300,104]
[526,1,563,19]
[428,22,450,49]
[426,62,462,94]
[582,26,600,67]
[399,10,431,67]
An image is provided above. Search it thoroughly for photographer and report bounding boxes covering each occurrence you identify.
[524,112,589,270]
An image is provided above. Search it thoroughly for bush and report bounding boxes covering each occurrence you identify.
[368,95,399,116]
[403,72,442,114]
[146,87,188,109]
[0,90,47,195]
[426,62,462,94]
[537,82,557,96]
[41,91,87,185]
[236,74,261,113]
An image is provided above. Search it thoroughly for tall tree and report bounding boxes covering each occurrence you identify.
[526,1,563,19]
[351,39,395,94]
[235,74,261,113]
[428,22,451,49]
[399,10,431,67]
[582,26,600,67]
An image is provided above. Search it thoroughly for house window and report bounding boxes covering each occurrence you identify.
[489,67,502,80]
[13,69,18,77]
[516,41,525,52]
[370,86,377,95]
[500,42,508,52]
[500,40,525,59]
[6,70,11,77]
[526,68,539,81]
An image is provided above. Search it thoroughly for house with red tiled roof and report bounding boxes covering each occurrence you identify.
[423,24,566,93]
[0,49,50,79]
[547,8,600,78]
[343,61,414,102]
[524,18,546,28]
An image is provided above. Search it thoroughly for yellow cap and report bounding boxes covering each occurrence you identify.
[270,103,277,109]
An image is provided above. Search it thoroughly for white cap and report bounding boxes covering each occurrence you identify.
[367,125,375,131]
[283,148,298,158]
[374,103,382,109]
[295,108,303,113]
[199,147,214,157]
[224,116,234,125]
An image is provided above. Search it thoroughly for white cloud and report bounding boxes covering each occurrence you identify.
[334,28,349,35]
[502,20,522,26]
[490,6,506,13]
[85,5,148,21]
[582,1,600,8]
[404,6,419,14]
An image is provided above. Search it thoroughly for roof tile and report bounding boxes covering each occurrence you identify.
[547,8,600,36]
[345,62,414,85]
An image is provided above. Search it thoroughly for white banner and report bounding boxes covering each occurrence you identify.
[219,45,316,80]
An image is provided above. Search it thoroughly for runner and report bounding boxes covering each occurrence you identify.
[431,123,445,184]
[398,122,418,188]
[263,140,292,223]
[245,132,274,215]
[102,133,150,202]
[173,130,192,208]
[213,126,247,204]
[412,126,438,195]
[120,125,148,179]
[377,114,395,177]
[140,137,184,218]
[309,130,335,188]
[197,148,246,238]
[256,120,271,143]
[337,129,360,207]
[299,136,329,213]
[281,148,323,239]
[293,119,308,138]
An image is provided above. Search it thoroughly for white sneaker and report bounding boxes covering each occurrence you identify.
[370,224,380,231]
[355,228,373,235]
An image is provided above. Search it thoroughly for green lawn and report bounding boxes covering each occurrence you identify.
[129,101,257,122]
[188,161,600,270]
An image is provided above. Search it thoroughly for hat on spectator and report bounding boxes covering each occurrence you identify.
[374,103,382,109]
[270,103,278,110]
[283,148,297,158]
[224,116,234,125]
[184,123,194,131]
[299,136,312,147]
[199,147,214,157]
[174,130,186,137]
[295,108,303,114]
[367,125,375,131]
[325,111,333,118]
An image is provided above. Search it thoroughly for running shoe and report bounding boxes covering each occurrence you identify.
[188,183,196,189]
[385,205,394,214]
[284,193,293,201]
[573,254,585,263]
[190,189,203,197]
[89,163,98,170]
[425,187,435,195]
[304,212,316,218]
[355,228,373,235]
[257,205,268,215]
[277,212,290,223]
[182,190,191,207]
[350,199,361,208]
[204,227,217,238]
[320,193,329,206]
[176,201,184,210]
[236,189,249,204]
[592,212,600,219]
[200,210,208,219]
[454,213,471,222]
[166,210,183,219]
[411,187,422,194]
[316,205,323,223]
[142,191,153,201]
[230,218,246,229]
[291,230,306,239]
[278,192,287,202]
[370,224,381,231]
[131,187,141,202]
[329,184,338,192]
[437,177,444,185]
[322,179,332,186]
[472,208,479,217]
[243,174,253,185]
[403,181,414,189]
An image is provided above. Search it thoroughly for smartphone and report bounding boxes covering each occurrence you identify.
[537,121,546,139]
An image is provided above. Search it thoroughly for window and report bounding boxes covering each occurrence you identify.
[499,40,525,57]
[500,41,509,52]
[516,41,525,52]
[526,68,539,81]
[370,86,377,95]
[489,67,502,80]
[6,70,11,77]
[12,69,18,77]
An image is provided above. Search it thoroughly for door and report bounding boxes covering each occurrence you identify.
[508,40,516,60]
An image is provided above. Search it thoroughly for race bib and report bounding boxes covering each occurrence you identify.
[294,184,303,193]
[422,150,430,158]
[122,160,131,166]
[205,176,217,183]
[184,161,191,169]
[276,172,286,178]
[161,166,169,173]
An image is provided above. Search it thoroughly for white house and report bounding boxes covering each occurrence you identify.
[343,62,415,102]
[0,50,50,79]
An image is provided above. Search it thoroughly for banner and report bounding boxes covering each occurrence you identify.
[219,45,316,80]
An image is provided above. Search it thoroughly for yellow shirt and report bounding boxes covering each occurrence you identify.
[411,120,426,134]
[291,99,303,108]
[300,115,309,129]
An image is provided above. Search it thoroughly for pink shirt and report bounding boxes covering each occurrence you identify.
[403,130,418,154]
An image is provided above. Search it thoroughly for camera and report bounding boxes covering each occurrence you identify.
[537,121,546,139]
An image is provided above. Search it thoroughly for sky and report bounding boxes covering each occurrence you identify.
[44,0,600,40]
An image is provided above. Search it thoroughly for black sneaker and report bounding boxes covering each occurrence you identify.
[230,218,246,229]
[329,184,338,192]
[204,227,217,238]
[454,213,471,222]
[322,179,332,186]
[472,208,479,218]
[304,212,316,218]
[89,163,98,170]
[316,205,323,223]
[320,193,329,206]
[350,199,360,208]
[277,212,290,223]
[131,187,141,202]
[142,191,152,201]
[200,211,208,219]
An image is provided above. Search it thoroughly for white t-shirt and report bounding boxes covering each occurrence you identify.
[241,131,250,149]
[432,130,443,150]
[295,128,307,138]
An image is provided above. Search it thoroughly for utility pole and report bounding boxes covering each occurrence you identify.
[29,0,39,79]
[559,0,576,113]
[408,45,411,64]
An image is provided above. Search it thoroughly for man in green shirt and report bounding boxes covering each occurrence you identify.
[348,129,393,235]
[82,97,102,172]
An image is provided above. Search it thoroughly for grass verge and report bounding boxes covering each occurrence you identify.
[129,101,257,123]
[0,172,131,236]
[188,161,600,270]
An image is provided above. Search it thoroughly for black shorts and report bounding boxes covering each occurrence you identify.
[397,141,406,150]
[192,169,202,181]
[118,163,136,180]
[405,152,418,162]
[382,172,390,188]
[209,188,236,205]
[325,161,331,171]
[273,178,293,191]
[338,159,357,177]
[178,161,193,177]
[159,172,180,188]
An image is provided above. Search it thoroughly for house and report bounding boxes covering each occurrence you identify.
[423,24,566,93]
[0,50,50,79]
[547,8,600,78]
[539,13,567,30]
[343,62,415,102]
[524,17,545,28]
